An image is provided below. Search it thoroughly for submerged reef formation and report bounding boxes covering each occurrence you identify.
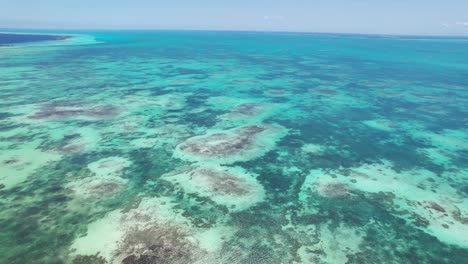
[66,175,127,200]
[264,88,290,97]
[300,161,468,248]
[174,124,288,164]
[121,93,189,111]
[220,103,276,120]
[217,102,285,127]
[28,103,120,120]
[162,164,265,211]
[314,179,350,198]
[55,128,101,154]
[117,224,198,264]
[294,223,366,264]
[68,197,234,264]
[87,157,132,177]
[0,144,62,189]
[66,157,131,202]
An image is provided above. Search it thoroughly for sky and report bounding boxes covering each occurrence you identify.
[1,0,468,36]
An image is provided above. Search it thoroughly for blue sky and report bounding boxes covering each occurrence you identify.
[1,0,468,35]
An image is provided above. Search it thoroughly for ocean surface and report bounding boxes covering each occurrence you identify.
[0,31,467,264]
[0,33,70,46]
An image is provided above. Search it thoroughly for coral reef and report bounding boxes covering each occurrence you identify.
[315,180,350,198]
[300,161,468,248]
[174,124,287,164]
[68,197,232,264]
[72,254,107,264]
[227,103,266,117]
[296,224,365,264]
[87,157,132,177]
[66,176,128,199]
[217,102,283,126]
[163,164,265,211]
[28,104,119,120]
[0,144,62,189]
[264,89,290,97]
[309,88,338,95]
[117,225,197,264]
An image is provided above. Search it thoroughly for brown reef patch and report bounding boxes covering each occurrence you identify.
[308,88,338,95]
[178,125,266,158]
[3,158,21,165]
[194,168,251,196]
[264,89,289,96]
[117,225,199,264]
[317,181,350,198]
[29,104,119,120]
[228,103,266,117]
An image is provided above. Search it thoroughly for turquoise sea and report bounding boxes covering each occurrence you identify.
[0,31,467,263]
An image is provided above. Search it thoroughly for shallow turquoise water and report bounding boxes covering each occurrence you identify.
[0,31,467,263]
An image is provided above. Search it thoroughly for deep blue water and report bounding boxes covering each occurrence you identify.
[0,33,70,45]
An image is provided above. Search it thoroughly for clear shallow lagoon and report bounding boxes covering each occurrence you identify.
[0,31,467,264]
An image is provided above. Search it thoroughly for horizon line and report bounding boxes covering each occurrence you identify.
[1,27,468,38]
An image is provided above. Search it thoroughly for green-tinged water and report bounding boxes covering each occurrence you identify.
[0,31,467,264]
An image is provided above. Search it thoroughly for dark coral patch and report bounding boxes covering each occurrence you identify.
[29,104,119,120]
[117,225,198,264]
